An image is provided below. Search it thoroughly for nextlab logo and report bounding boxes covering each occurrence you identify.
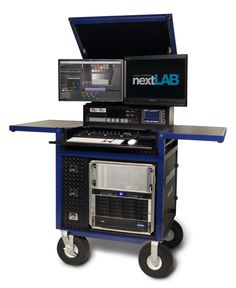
[132,74,180,86]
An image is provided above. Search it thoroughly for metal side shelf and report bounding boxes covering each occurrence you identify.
[9,119,83,133]
[161,125,227,142]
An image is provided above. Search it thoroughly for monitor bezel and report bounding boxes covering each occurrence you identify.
[124,54,188,107]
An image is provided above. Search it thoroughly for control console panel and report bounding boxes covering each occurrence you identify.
[84,103,174,127]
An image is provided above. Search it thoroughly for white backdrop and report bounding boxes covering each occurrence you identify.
[0,1,235,287]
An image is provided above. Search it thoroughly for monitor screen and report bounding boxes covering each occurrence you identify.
[124,55,187,106]
[59,59,123,102]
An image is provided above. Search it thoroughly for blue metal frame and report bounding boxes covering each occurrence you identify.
[68,229,154,244]
[54,128,182,243]
[69,14,177,57]
[9,122,226,244]
[56,129,63,229]
[55,129,161,243]
[155,134,165,241]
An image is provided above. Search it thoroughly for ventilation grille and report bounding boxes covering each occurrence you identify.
[62,157,90,229]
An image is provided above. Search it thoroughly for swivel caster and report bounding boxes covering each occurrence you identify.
[57,231,90,265]
[138,242,173,278]
[163,220,184,249]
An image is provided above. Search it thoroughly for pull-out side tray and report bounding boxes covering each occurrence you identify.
[9,120,83,133]
[161,125,227,143]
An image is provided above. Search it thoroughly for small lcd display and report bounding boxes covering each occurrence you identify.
[125,55,187,106]
[143,110,160,122]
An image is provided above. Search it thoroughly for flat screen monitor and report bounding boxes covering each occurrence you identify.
[124,55,187,106]
[59,59,123,102]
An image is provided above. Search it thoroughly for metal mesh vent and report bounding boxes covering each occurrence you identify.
[62,157,90,229]
[95,196,148,221]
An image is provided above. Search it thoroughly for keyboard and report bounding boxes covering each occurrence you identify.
[67,137,125,145]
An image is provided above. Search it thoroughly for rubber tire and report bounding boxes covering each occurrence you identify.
[163,220,184,249]
[57,236,90,265]
[138,243,173,278]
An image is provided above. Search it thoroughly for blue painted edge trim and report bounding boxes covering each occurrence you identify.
[68,229,154,244]
[69,14,170,25]
[9,125,57,133]
[167,14,177,54]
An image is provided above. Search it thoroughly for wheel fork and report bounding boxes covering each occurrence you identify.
[61,230,77,257]
[150,241,161,267]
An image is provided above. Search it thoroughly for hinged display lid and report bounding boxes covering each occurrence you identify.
[69,14,177,59]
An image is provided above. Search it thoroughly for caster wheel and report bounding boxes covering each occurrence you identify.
[57,236,90,266]
[138,243,173,278]
[163,220,184,249]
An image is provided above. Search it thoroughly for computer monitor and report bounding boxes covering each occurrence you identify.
[59,59,123,102]
[124,55,187,106]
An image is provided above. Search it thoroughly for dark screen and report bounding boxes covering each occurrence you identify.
[75,22,171,59]
[125,55,187,106]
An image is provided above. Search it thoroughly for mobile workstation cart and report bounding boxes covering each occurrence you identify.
[10,14,226,278]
